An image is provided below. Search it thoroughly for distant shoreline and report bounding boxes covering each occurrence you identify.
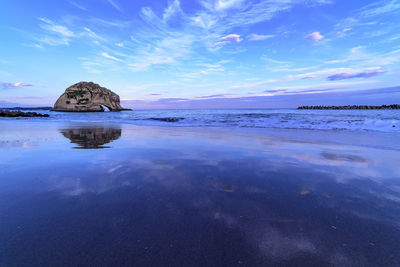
[297,104,400,110]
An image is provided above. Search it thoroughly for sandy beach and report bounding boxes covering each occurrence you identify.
[1,120,400,266]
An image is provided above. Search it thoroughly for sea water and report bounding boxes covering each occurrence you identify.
[3,108,400,132]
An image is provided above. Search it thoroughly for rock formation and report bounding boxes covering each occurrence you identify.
[52,82,130,112]
[0,110,49,117]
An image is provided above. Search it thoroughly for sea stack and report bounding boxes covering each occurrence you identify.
[52,81,130,112]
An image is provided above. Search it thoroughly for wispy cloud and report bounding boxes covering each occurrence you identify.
[306,32,324,42]
[81,27,105,41]
[1,82,32,89]
[337,28,352,37]
[34,17,76,46]
[106,0,122,12]
[334,0,400,42]
[179,61,226,78]
[196,93,233,99]
[230,66,384,91]
[128,34,194,71]
[217,1,328,28]
[69,1,87,11]
[193,0,332,40]
[248,33,274,41]
[325,46,400,66]
[327,69,389,80]
[199,0,244,11]
[38,18,75,37]
[358,0,400,17]
[163,0,182,21]
[81,61,103,73]
[101,52,122,62]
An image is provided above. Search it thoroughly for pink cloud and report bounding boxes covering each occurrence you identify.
[214,34,242,46]
[306,32,324,42]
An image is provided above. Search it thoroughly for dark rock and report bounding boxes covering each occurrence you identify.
[0,110,50,117]
[0,107,52,110]
[148,117,184,122]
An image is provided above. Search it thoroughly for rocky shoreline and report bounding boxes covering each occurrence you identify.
[298,104,400,110]
[0,110,50,117]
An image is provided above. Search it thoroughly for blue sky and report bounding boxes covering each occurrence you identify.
[1,0,400,108]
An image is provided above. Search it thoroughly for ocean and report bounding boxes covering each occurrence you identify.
[3,108,400,132]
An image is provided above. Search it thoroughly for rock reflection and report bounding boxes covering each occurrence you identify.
[60,127,121,149]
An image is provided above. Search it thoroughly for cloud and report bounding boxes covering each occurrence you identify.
[101,52,122,62]
[163,0,182,21]
[60,0,333,74]
[248,33,274,41]
[325,46,400,66]
[337,28,352,37]
[306,31,324,42]
[128,34,194,71]
[38,18,75,37]
[359,0,400,17]
[207,0,332,30]
[196,93,233,99]
[107,0,122,12]
[79,27,106,44]
[34,17,76,46]
[334,0,400,43]
[179,62,226,78]
[214,34,242,46]
[1,82,33,89]
[122,86,399,109]
[222,34,242,42]
[214,0,245,10]
[69,1,87,11]
[327,69,389,81]
[231,73,377,91]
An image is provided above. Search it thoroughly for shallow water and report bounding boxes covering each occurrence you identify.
[1,121,400,266]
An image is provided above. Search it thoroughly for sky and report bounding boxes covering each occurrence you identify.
[0,0,400,108]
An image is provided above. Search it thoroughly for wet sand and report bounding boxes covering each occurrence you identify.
[1,121,400,266]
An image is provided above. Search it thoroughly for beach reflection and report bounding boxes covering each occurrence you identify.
[59,127,121,149]
[1,124,400,266]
